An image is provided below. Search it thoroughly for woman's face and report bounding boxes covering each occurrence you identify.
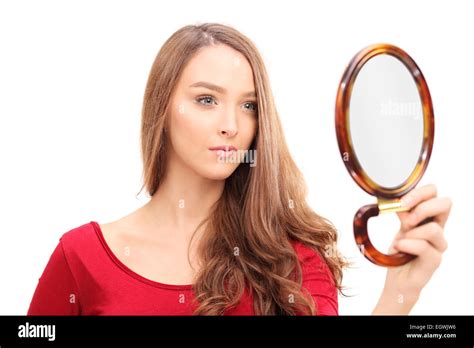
[166,44,258,181]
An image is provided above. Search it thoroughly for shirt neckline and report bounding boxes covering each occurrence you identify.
[90,220,194,291]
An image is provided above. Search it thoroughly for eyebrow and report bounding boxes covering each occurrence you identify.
[189,81,256,98]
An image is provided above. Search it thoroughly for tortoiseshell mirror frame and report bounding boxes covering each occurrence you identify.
[335,43,435,267]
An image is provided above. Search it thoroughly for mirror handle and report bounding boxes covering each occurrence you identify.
[353,204,433,267]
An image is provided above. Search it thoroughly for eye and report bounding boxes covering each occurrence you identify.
[243,101,258,112]
[196,95,217,106]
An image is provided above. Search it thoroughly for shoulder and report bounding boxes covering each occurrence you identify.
[290,239,329,270]
[290,239,338,315]
[290,238,334,276]
[58,221,104,264]
[60,221,97,249]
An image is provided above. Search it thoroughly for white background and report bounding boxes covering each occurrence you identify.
[0,0,472,315]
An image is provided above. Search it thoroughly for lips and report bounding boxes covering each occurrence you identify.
[209,145,237,152]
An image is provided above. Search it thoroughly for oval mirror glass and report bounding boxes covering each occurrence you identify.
[349,54,424,188]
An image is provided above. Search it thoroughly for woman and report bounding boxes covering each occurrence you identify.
[27,23,452,316]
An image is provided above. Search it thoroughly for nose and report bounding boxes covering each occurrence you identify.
[218,108,238,137]
[220,128,237,137]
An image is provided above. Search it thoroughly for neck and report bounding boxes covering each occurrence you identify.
[142,151,224,240]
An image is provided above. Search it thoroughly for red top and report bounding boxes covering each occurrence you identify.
[27,221,338,315]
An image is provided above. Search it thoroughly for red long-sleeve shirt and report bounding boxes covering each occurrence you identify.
[27,221,338,315]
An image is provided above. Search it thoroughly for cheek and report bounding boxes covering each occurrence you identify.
[169,102,211,156]
[241,117,258,148]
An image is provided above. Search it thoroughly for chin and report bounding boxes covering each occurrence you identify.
[197,164,239,181]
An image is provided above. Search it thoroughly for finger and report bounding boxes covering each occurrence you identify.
[402,222,448,253]
[396,210,412,232]
[409,197,453,229]
[398,196,452,230]
[393,238,442,269]
[397,184,438,231]
[400,184,437,211]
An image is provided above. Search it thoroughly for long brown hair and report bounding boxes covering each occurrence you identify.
[138,23,348,315]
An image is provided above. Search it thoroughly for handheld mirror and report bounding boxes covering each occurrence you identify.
[335,43,435,267]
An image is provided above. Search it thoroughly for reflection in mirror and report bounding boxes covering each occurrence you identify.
[349,54,424,188]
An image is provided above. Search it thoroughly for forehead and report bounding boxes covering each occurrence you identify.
[179,44,255,93]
